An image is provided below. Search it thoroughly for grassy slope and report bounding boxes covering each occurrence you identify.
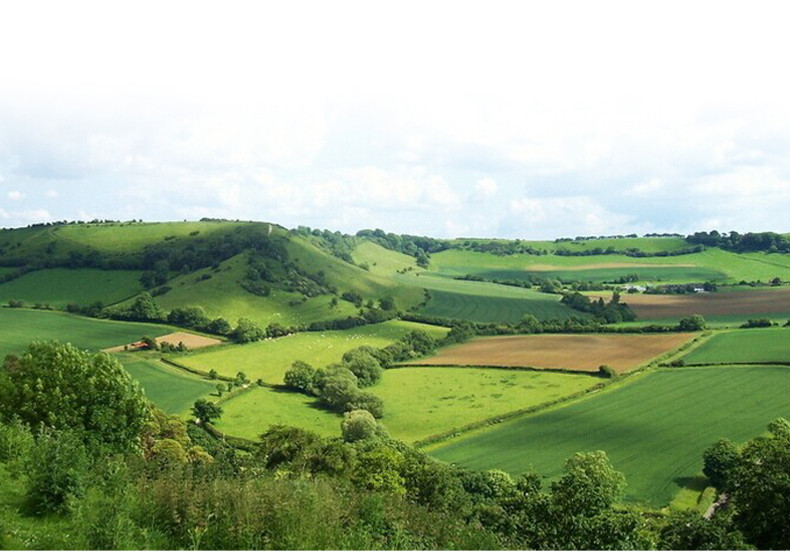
[154,253,358,328]
[287,236,424,310]
[397,272,586,323]
[119,354,216,414]
[376,367,599,443]
[0,308,174,357]
[430,365,790,507]
[351,241,417,275]
[681,328,790,364]
[0,268,143,307]
[214,387,343,440]
[179,320,450,383]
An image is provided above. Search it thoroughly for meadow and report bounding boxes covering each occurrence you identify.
[178,320,449,383]
[681,327,790,365]
[429,248,790,284]
[412,333,694,374]
[213,386,343,440]
[374,367,600,442]
[398,272,584,323]
[0,308,174,357]
[430,365,790,507]
[0,268,143,307]
[351,240,418,275]
[119,354,216,414]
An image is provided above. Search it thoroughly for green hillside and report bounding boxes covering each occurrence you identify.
[351,241,417,275]
[681,328,790,365]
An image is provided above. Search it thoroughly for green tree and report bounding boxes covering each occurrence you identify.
[347,391,384,418]
[702,438,739,490]
[25,428,90,514]
[0,342,149,452]
[659,510,747,550]
[341,410,378,442]
[284,361,316,393]
[192,399,222,424]
[126,292,164,321]
[678,314,706,331]
[550,451,625,516]
[230,318,266,343]
[342,350,383,387]
[403,329,436,356]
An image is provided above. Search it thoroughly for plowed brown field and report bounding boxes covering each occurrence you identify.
[103,331,222,352]
[410,333,694,374]
[591,288,790,320]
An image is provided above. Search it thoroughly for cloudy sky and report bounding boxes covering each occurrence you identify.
[1,1,789,238]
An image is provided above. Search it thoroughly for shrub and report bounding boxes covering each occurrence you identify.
[677,314,706,331]
[342,350,383,387]
[230,318,265,343]
[284,361,317,393]
[341,410,378,442]
[740,318,773,328]
[347,392,384,418]
[598,365,617,379]
[7,299,25,308]
[203,317,232,336]
[25,429,90,514]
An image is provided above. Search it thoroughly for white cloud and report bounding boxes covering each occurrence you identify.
[7,190,24,200]
[475,177,498,198]
[45,189,59,198]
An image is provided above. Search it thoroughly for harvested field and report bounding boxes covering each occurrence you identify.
[104,331,222,352]
[412,333,694,374]
[591,288,790,320]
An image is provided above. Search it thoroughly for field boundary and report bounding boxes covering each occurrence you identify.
[393,363,605,378]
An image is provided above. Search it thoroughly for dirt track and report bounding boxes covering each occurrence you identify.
[412,333,695,374]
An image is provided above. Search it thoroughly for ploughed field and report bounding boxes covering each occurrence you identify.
[591,287,790,322]
[430,364,790,507]
[410,333,694,374]
[680,327,790,365]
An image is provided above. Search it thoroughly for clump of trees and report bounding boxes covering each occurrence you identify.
[560,291,637,323]
[677,314,706,331]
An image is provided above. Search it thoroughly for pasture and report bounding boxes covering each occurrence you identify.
[213,386,343,440]
[430,365,790,507]
[413,333,694,374]
[681,327,790,365]
[0,308,174,357]
[375,367,600,443]
[179,320,450,383]
[120,355,216,414]
[400,273,584,323]
[590,287,790,323]
[351,241,417,275]
[0,268,144,307]
[429,248,790,284]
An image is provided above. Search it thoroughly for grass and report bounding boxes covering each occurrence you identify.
[375,367,600,443]
[430,365,790,507]
[153,253,360,329]
[429,248,790,284]
[0,308,174,357]
[178,320,450,383]
[680,327,790,365]
[118,354,216,415]
[0,268,143,307]
[351,241,417,275]
[399,273,585,323]
[213,386,343,440]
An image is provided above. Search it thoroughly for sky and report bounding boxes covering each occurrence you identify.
[1,0,790,239]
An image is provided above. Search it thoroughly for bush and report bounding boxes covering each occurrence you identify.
[230,318,265,343]
[202,317,233,336]
[284,361,317,393]
[342,350,383,387]
[7,299,25,308]
[740,318,773,328]
[347,392,384,418]
[341,410,378,442]
[598,365,617,379]
[677,314,706,331]
[26,429,90,514]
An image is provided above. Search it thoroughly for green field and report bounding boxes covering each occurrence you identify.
[0,268,143,307]
[375,367,600,443]
[480,266,727,284]
[401,273,586,323]
[213,386,343,440]
[119,355,216,414]
[430,365,790,507]
[351,241,417,275]
[0,308,174,357]
[179,320,450,383]
[681,328,790,365]
[429,248,790,284]
[450,236,691,254]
